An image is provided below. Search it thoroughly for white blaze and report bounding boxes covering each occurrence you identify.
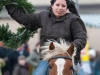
[55,59,66,75]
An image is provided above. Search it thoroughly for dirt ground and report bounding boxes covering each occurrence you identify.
[0,19,100,52]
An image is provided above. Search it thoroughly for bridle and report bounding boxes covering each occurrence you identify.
[48,56,76,75]
[48,56,72,61]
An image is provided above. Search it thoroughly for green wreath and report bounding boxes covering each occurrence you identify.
[0,0,38,49]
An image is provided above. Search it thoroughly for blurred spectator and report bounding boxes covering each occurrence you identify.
[17,43,29,56]
[0,58,5,75]
[0,41,12,75]
[0,41,3,47]
[0,42,5,58]
[95,51,100,75]
[12,55,29,75]
[26,42,41,74]
[88,48,97,75]
[7,43,29,75]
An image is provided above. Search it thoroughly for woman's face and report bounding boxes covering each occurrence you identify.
[51,0,67,18]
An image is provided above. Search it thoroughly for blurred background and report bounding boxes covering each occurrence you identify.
[0,0,100,75]
[0,0,100,51]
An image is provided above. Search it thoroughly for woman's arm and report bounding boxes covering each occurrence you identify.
[5,5,42,30]
[70,18,87,51]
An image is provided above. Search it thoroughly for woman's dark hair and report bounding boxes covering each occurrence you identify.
[50,0,79,16]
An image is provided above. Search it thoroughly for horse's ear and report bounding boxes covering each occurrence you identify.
[49,42,55,50]
[67,43,74,56]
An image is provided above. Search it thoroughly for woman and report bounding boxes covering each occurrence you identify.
[5,0,87,75]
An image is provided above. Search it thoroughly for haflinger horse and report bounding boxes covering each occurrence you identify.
[41,39,77,75]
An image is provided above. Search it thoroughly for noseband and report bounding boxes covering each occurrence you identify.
[48,56,72,62]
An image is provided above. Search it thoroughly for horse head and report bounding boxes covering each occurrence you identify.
[41,40,76,75]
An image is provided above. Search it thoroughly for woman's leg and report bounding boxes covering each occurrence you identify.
[33,61,49,75]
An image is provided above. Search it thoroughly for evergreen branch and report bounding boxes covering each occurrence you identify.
[0,0,37,49]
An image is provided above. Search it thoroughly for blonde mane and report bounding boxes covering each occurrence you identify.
[41,39,71,61]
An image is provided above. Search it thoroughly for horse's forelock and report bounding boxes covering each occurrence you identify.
[41,39,71,61]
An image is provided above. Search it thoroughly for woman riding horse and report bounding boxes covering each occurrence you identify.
[5,0,87,75]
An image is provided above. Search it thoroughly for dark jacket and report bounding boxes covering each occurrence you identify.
[12,64,29,75]
[0,47,12,75]
[6,5,87,62]
[0,47,6,58]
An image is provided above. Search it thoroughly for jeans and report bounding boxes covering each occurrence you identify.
[32,61,49,75]
[73,63,86,75]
